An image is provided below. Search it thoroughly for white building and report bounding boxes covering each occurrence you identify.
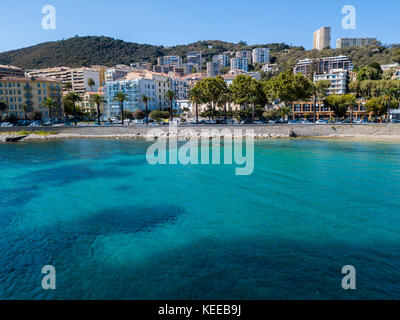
[262,64,279,73]
[314,69,349,95]
[381,63,400,72]
[104,77,157,118]
[252,48,270,64]
[230,58,249,72]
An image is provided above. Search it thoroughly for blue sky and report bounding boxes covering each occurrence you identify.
[0,0,398,52]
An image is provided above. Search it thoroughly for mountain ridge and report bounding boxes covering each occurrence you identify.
[0,36,399,72]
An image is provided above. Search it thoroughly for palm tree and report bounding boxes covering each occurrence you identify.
[188,87,203,125]
[141,95,153,125]
[42,98,58,126]
[90,94,105,125]
[0,100,8,121]
[113,92,129,126]
[87,78,95,92]
[380,87,400,123]
[165,90,177,122]
[22,104,28,126]
[65,92,83,126]
[278,106,292,122]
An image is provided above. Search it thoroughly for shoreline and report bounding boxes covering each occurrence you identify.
[2,124,400,143]
[2,132,400,143]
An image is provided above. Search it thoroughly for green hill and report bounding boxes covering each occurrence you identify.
[0,36,289,69]
[0,36,399,72]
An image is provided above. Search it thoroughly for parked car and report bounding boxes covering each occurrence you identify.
[301,120,312,124]
[268,120,278,124]
[353,118,363,124]
[390,119,400,123]
[28,122,40,127]
[288,120,299,124]
[1,122,14,127]
[316,119,328,124]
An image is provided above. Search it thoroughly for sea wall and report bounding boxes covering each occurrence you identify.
[1,124,400,138]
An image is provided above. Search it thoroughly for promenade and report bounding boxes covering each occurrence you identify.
[2,124,400,142]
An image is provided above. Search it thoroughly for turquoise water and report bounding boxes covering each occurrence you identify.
[0,139,400,300]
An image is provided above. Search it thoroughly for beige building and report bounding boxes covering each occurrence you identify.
[0,76,63,121]
[336,38,377,49]
[0,64,25,78]
[313,27,331,51]
[79,90,106,116]
[27,67,101,94]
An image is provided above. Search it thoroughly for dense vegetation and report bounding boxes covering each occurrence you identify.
[188,72,400,123]
[0,36,289,69]
[2,36,399,71]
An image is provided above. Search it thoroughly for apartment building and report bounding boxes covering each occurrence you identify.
[153,65,184,76]
[171,76,189,101]
[105,65,134,82]
[314,69,349,95]
[79,90,106,116]
[252,48,270,64]
[381,63,400,72]
[130,62,152,71]
[262,64,279,73]
[0,76,63,121]
[104,76,157,117]
[183,63,198,75]
[213,54,230,68]
[207,62,220,77]
[0,64,25,78]
[187,52,202,71]
[91,65,108,86]
[294,56,353,77]
[231,58,249,72]
[157,56,183,68]
[313,27,331,51]
[27,67,100,94]
[336,38,377,49]
[236,51,252,64]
